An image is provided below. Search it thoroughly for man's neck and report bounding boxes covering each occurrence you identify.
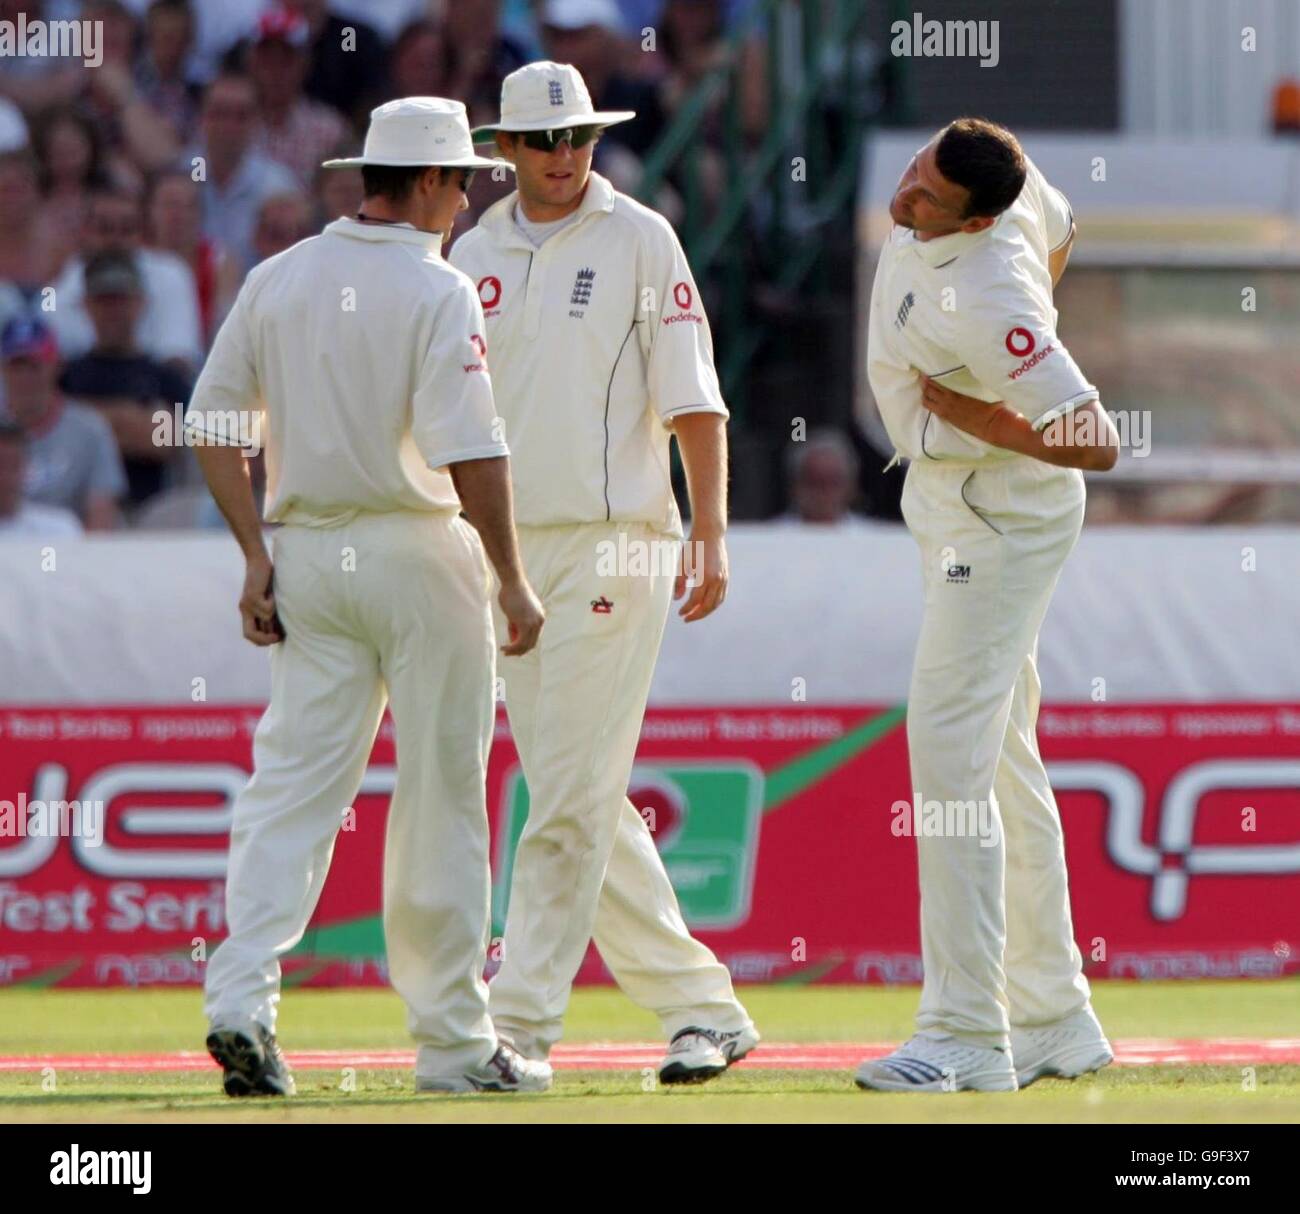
[93,341,136,359]
[517,181,588,225]
[354,197,438,235]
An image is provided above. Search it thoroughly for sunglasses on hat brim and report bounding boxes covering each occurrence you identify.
[518,126,601,152]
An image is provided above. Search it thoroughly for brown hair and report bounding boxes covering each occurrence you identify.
[934,117,1027,219]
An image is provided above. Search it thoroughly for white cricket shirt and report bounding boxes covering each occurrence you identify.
[188,218,508,527]
[864,157,1098,465]
[448,172,727,533]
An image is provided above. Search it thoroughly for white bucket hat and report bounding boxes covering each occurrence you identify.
[471,61,635,143]
[322,97,509,170]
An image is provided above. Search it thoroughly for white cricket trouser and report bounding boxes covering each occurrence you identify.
[489,521,752,1056]
[900,457,1093,1047]
[203,510,500,1076]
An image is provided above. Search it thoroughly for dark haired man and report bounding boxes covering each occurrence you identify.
[192,98,550,1097]
[857,118,1118,1093]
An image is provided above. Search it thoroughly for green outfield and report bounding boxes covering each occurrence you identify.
[2,980,1298,1123]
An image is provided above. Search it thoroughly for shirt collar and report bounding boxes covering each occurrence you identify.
[481,171,618,248]
[325,217,446,255]
[903,218,998,268]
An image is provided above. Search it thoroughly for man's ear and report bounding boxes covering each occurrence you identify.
[960,214,997,234]
[494,132,516,163]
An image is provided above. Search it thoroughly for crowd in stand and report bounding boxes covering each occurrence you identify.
[0,0,765,534]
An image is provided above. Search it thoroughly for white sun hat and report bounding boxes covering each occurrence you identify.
[471,61,636,143]
[322,97,510,170]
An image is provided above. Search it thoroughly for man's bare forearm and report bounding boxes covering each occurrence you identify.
[449,456,528,586]
[194,444,268,559]
[981,401,1117,470]
[672,411,728,535]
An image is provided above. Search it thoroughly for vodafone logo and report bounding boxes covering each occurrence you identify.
[673,282,693,310]
[464,333,487,372]
[477,276,502,310]
[1005,326,1035,357]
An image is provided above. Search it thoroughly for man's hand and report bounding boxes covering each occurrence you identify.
[497,576,544,656]
[919,375,998,441]
[240,552,283,646]
[675,531,728,622]
[919,374,1118,471]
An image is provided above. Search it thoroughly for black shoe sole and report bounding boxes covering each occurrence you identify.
[207,1029,294,1097]
[659,1061,727,1085]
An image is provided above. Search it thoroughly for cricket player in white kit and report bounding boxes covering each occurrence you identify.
[191,98,552,1096]
[450,63,758,1083]
[856,119,1120,1093]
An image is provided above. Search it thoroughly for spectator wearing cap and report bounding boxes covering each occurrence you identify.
[247,7,349,189]
[60,251,192,509]
[282,0,388,127]
[146,169,241,344]
[187,72,297,273]
[46,187,204,373]
[0,420,83,537]
[539,0,667,162]
[0,0,85,113]
[0,318,126,531]
[135,0,204,144]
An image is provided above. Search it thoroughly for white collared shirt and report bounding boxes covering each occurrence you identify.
[449,172,727,533]
[188,217,507,527]
[864,157,1098,465]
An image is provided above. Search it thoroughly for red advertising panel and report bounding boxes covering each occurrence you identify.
[0,704,1296,987]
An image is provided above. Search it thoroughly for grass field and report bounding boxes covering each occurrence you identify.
[2,980,1298,1123]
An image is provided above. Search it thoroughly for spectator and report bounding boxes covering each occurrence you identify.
[283,0,388,126]
[384,19,453,101]
[46,187,204,372]
[0,0,84,114]
[0,150,72,333]
[80,0,181,178]
[146,169,241,343]
[188,71,297,272]
[331,0,428,44]
[0,98,28,154]
[311,157,363,226]
[246,7,349,188]
[539,0,667,161]
[0,317,126,531]
[0,420,83,536]
[445,0,532,122]
[135,0,204,144]
[250,190,313,264]
[658,0,766,140]
[777,430,868,527]
[60,251,191,509]
[31,107,112,238]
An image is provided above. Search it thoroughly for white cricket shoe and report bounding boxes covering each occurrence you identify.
[1011,1006,1113,1087]
[658,1025,761,1085]
[855,1032,1018,1093]
[416,1042,553,1093]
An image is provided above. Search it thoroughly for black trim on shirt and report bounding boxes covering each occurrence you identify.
[603,321,637,520]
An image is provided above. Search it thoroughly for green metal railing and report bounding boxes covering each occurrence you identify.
[635,0,880,417]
